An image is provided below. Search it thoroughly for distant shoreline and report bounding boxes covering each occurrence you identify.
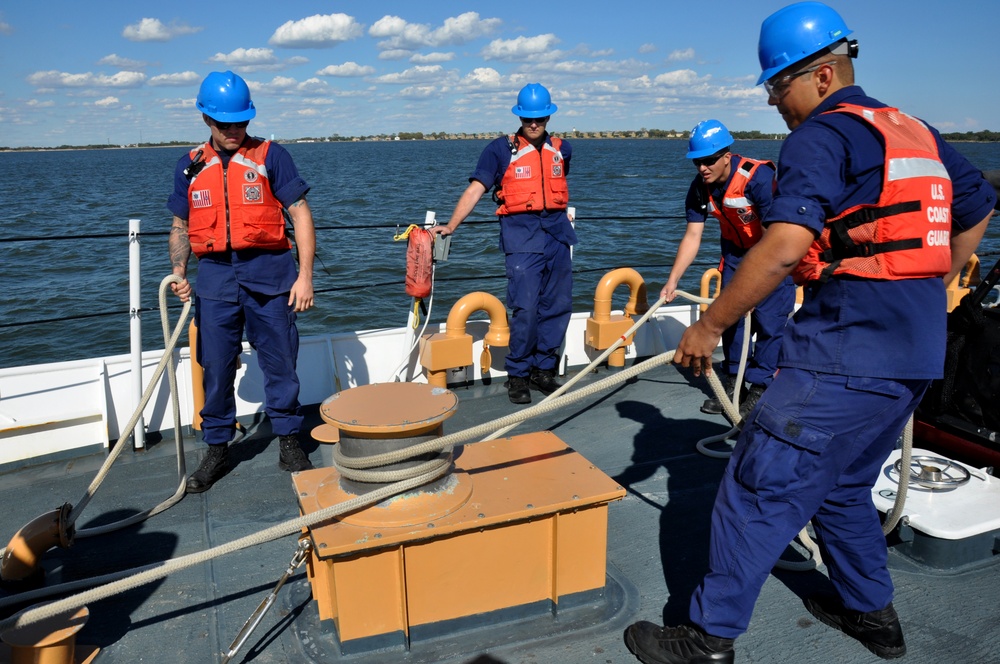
[0,133,767,152]
[0,143,196,154]
[3,133,996,153]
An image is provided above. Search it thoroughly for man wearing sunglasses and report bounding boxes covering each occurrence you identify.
[660,119,794,420]
[627,2,994,663]
[431,83,576,405]
[167,70,317,493]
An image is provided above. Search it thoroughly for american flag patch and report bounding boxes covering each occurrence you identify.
[191,190,212,208]
[515,165,532,179]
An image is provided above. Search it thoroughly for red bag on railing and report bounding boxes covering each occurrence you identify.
[405,227,433,298]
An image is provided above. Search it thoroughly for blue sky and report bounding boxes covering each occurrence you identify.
[1,0,996,148]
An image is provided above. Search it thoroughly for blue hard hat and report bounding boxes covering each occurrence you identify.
[196,71,256,122]
[511,83,558,118]
[757,1,853,85]
[686,120,734,159]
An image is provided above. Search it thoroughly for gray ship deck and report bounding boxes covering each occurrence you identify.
[1,359,998,663]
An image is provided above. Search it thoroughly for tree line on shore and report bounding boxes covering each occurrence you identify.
[5,130,999,152]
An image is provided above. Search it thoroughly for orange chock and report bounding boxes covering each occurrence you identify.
[1,503,74,582]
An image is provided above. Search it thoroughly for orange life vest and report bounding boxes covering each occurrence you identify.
[705,157,774,249]
[794,104,953,285]
[186,138,289,257]
[494,135,569,215]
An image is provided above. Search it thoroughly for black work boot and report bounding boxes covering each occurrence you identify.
[701,374,742,415]
[278,434,313,472]
[624,621,735,664]
[505,375,531,404]
[186,443,229,494]
[738,383,766,420]
[529,367,562,395]
[805,596,906,660]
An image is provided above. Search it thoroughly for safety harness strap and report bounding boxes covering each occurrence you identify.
[817,200,925,282]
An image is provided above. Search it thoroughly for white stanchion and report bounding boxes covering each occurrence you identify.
[128,218,145,450]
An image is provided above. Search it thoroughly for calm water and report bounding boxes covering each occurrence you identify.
[2,139,999,369]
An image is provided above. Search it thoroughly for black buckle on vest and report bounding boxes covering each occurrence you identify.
[837,201,922,229]
[856,242,875,257]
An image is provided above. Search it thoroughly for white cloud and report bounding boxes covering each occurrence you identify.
[163,97,195,111]
[459,67,504,89]
[481,34,560,61]
[94,96,120,108]
[378,49,412,61]
[210,48,279,67]
[369,16,406,37]
[411,52,454,64]
[26,70,146,88]
[98,54,150,71]
[148,71,201,86]
[256,76,334,98]
[369,12,500,51]
[652,69,700,86]
[268,13,364,48]
[25,99,55,108]
[434,12,501,45]
[0,20,12,35]
[667,48,696,62]
[399,85,439,99]
[639,44,656,54]
[206,49,309,73]
[317,62,375,77]
[122,18,201,42]
[548,59,650,77]
[374,65,446,85]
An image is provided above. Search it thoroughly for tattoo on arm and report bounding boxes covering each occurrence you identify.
[169,219,191,270]
[289,198,307,208]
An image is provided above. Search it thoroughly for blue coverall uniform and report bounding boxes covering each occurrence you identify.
[684,157,795,386]
[689,86,997,638]
[167,140,310,446]
[470,135,578,377]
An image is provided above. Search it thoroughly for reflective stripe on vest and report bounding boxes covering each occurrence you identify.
[495,135,569,215]
[187,138,289,256]
[793,104,952,285]
[706,157,773,249]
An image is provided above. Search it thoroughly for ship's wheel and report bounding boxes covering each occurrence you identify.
[892,455,971,490]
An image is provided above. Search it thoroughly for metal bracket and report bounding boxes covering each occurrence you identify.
[434,233,451,262]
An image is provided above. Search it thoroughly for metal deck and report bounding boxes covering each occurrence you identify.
[1,359,998,663]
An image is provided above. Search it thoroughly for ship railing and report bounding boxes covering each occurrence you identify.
[3,216,996,467]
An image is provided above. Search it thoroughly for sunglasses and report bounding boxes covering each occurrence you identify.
[213,120,250,131]
[763,60,837,100]
[693,151,727,168]
[520,116,550,125]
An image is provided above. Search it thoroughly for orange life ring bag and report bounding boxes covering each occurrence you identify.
[405,227,433,298]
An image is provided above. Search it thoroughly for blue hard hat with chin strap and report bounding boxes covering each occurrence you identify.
[511,83,558,118]
[757,1,853,85]
[196,71,257,122]
[686,120,734,159]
